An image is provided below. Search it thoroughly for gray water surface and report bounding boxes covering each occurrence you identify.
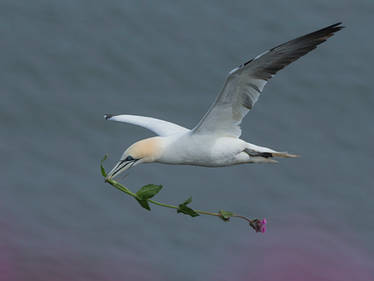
[1,1,374,280]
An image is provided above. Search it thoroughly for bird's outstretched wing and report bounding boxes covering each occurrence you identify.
[193,22,344,137]
[104,114,190,136]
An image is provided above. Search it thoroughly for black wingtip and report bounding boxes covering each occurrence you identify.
[332,22,343,26]
[323,22,345,33]
[332,22,345,30]
[104,114,113,120]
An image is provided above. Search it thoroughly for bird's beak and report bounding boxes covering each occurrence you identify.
[105,159,137,181]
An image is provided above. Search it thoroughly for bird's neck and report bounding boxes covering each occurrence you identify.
[132,136,164,163]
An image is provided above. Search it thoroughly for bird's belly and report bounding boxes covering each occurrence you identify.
[158,136,246,167]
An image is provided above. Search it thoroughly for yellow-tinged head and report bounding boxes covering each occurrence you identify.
[124,137,162,163]
[106,137,162,180]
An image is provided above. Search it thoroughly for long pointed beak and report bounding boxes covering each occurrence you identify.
[105,160,135,181]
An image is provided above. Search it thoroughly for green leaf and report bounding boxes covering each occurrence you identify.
[181,197,192,205]
[219,210,233,221]
[136,184,163,200]
[177,197,199,217]
[135,198,151,211]
[178,205,199,217]
[100,155,108,177]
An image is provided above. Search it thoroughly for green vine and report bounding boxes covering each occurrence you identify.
[101,155,267,233]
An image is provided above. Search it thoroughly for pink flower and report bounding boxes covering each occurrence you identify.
[250,218,267,233]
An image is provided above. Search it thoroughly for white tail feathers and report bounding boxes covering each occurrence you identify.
[271,152,299,158]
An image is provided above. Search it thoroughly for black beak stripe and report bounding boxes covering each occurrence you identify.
[111,161,131,178]
[111,159,138,178]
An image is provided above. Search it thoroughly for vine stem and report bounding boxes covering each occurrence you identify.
[106,178,245,222]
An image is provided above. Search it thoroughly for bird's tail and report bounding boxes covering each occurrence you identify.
[244,147,299,163]
[271,152,299,158]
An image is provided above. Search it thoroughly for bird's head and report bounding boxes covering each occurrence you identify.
[105,137,162,181]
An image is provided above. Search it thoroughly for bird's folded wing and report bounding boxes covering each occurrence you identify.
[192,23,343,137]
[104,114,190,136]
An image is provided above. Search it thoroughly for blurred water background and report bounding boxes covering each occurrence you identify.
[1,1,374,280]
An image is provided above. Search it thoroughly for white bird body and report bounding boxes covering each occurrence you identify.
[104,23,343,180]
[157,134,246,166]
[155,134,280,166]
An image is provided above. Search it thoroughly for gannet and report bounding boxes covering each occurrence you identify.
[104,23,343,180]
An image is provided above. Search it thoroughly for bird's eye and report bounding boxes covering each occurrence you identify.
[125,156,134,161]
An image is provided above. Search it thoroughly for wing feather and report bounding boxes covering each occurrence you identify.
[193,23,344,137]
[104,114,189,136]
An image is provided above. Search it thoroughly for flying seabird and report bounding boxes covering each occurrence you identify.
[104,23,343,180]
